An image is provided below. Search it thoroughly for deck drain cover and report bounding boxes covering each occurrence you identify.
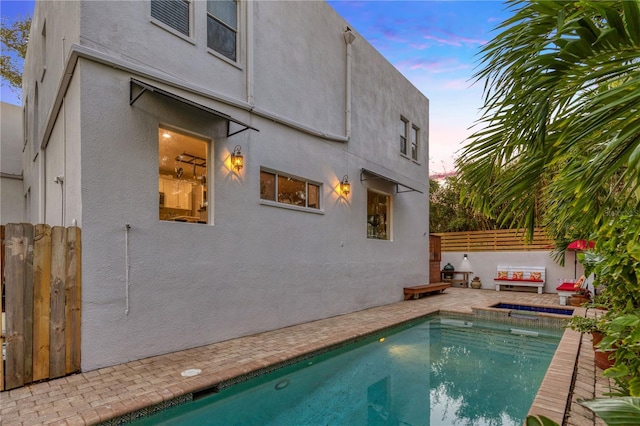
[181,368,202,377]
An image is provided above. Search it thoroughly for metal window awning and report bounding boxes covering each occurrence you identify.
[360,168,423,194]
[129,78,259,137]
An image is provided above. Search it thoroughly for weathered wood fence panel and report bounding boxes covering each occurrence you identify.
[66,227,82,375]
[0,224,81,391]
[433,228,554,252]
[33,224,51,382]
[49,227,67,379]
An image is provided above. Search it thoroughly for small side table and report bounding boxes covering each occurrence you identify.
[441,270,472,288]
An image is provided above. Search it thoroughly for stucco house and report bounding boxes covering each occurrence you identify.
[21,0,430,371]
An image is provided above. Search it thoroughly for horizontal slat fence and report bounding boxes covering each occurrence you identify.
[0,224,81,391]
[432,228,553,252]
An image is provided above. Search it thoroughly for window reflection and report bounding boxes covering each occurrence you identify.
[278,175,306,207]
[158,127,208,224]
[260,169,321,210]
[367,190,390,240]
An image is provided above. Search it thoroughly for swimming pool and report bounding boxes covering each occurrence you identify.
[491,303,574,316]
[132,315,561,425]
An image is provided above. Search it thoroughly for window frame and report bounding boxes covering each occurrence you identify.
[40,21,47,82]
[259,168,324,214]
[366,188,392,241]
[23,98,28,149]
[150,0,195,43]
[158,125,211,225]
[400,116,409,156]
[410,124,419,162]
[206,0,239,63]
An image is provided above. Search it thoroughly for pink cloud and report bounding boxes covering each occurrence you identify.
[423,33,487,47]
[381,28,407,44]
[442,78,473,90]
[408,43,430,50]
[398,58,470,74]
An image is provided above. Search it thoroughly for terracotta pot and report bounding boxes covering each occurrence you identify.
[591,331,616,370]
[569,295,590,306]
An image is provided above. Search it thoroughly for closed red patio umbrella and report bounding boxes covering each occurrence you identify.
[567,239,595,250]
[567,239,595,278]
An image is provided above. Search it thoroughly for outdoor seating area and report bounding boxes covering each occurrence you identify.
[556,279,580,306]
[494,265,545,293]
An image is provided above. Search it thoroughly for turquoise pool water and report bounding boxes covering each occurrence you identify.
[133,315,561,425]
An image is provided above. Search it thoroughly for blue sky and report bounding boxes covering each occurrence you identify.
[1,0,510,173]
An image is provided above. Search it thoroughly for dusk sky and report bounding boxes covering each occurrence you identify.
[1,0,510,173]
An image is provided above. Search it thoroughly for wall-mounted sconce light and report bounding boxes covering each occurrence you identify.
[463,253,468,260]
[231,145,244,172]
[340,175,351,196]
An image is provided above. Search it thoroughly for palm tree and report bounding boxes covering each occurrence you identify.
[457,0,640,241]
[460,1,640,404]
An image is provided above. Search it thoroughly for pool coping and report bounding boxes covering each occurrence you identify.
[0,289,600,425]
[527,314,583,424]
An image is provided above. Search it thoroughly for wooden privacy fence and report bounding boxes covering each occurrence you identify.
[0,224,81,391]
[432,228,554,252]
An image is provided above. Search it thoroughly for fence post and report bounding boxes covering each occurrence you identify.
[24,224,34,385]
[4,223,34,390]
[66,227,81,374]
[49,226,67,379]
[33,224,52,381]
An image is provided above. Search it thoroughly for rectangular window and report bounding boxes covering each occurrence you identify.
[23,99,28,148]
[411,125,419,161]
[367,190,391,240]
[260,169,321,211]
[158,127,209,224]
[400,117,408,156]
[151,0,191,37]
[207,0,237,61]
[33,83,38,158]
[41,21,46,81]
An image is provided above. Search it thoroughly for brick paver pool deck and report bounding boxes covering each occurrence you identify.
[1,288,611,425]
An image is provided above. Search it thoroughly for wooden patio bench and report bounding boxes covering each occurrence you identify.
[494,265,545,294]
[403,283,451,300]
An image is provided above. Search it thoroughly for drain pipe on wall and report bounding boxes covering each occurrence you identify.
[344,28,356,141]
[125,223,131,315]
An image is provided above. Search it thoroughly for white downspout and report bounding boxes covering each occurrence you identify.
[246,0,254,106]
[343,28,356,141]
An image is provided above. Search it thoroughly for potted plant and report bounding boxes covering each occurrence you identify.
[566,315,615,370]
[470,276,482,289]
[566,315,600,334]
[569,286,591,306]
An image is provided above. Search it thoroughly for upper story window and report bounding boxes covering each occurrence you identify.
[151,0,191,37]
[260,169,321,211]
[23,99,28,148]
[41,21,47,81]
[400,117,409,156]
[207,0,238,61]
[33,82,39,158]
[410,124,419,161]
[158,127,209,224]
